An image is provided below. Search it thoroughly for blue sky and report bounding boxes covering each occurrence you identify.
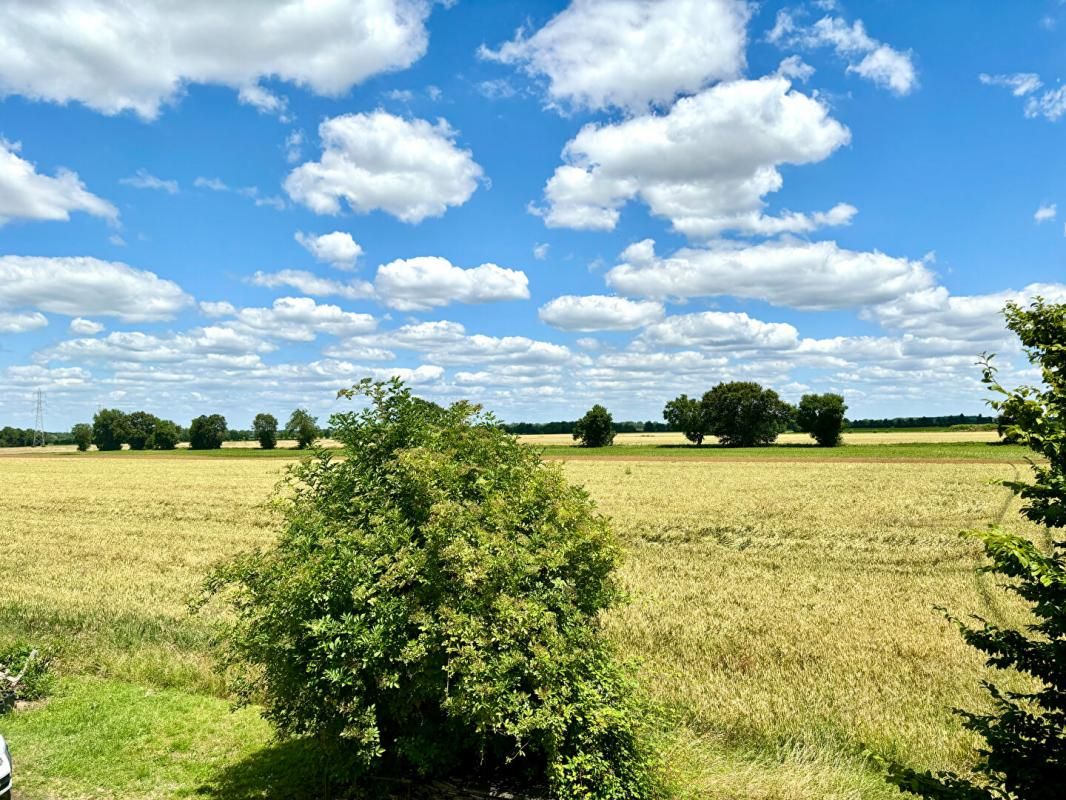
[1,0,1065,429]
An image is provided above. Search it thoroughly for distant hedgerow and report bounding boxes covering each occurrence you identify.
[201,378,659,798]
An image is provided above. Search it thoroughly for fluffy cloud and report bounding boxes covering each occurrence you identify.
[120,169,178,194]
[536,76,851,236]
[538,295,664,331]
[0,139,117,224]
[250,269,375,301]
[864,283,1066,344]
[0,0,434,119]
[69,318,104,335]
[0,256,191,321]
[0,310,47,334]
[607,238,935,310]
[285,112,483,223]
[481,0,749,112]
[229,297,377,342]
[295,230,363,269]
[640,311,799,350]
[348,320,573,366]
[374,257,529,310]
[769,12,917,95]
[1035,203,1057,222]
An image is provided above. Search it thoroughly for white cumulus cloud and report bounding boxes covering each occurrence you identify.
[538,295,664,331]
[536,76,852,237]
[1035,203,1057,223]
[374,257,530,310]
[0,139,117,224]
[0,256,191,321]
[285,112,483,223]
[250,269,375,301]
[0,0,434,119]
[606,238,936,311]
[69,317,104,335]
[481,0,750,113]
[295,230,363,270]
[0,310,47,334]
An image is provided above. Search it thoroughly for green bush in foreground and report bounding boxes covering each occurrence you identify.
[886,299,1066,798]
[202,379,658,798]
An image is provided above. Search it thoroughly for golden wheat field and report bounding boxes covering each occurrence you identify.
[516,430,1001,447]
[0,450,1039,799]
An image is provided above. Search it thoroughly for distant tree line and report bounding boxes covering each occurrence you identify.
[0,427,75,447]
[66,407,323,451]
[846,413,996,429]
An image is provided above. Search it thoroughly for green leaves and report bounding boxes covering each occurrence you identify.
[204,379,658,798]
[888,299,1066,799]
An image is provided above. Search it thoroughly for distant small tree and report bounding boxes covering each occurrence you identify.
[286,408,319,449]
[92,408,129,452]
[663,394,710,446]
[253,413,279,450]
[149,420,180,450]
[71,423,93,452]
[189,414,227,450]
[795,393,848,447]
[572,404,615,447]
[703,382,793,447]
[886,298,1066,799]
[125,411,160,451]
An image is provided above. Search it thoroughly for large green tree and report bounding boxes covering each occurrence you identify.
[253,413,278,450]
[125,411,160,451]
[887,298,1066,798]
[92,409,129,452]
[703,382,793,447]
[286,408,319,449]
[795,393,848,447]
[663,394,711,446]
[201,380,657,798]
[148,420,180,450]
[189,414,227,450]
[573,404,615,447]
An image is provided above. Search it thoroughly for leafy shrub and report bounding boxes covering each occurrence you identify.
[202,379,658,798]
[886,298,1066,798]
[189,414,227,450]
[795,393,848,447]
[0,644,52,714]
[703,382,793,447]
[573,404,616,447]
[253,413,278,450]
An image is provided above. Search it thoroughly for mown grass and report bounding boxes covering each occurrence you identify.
[0,452,1042,798]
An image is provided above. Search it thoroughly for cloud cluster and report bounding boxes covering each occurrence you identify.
[606,238,934,310]
[769,11,918,95]
[536,76,851,236]
[374,257,529,310]
[482,0,750,113]
[538,295,663,331]
[979,72,1066,121]
[285,112,483,223]
[0,0,434,118]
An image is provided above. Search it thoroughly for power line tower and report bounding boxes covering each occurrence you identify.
[32,390,45,448]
